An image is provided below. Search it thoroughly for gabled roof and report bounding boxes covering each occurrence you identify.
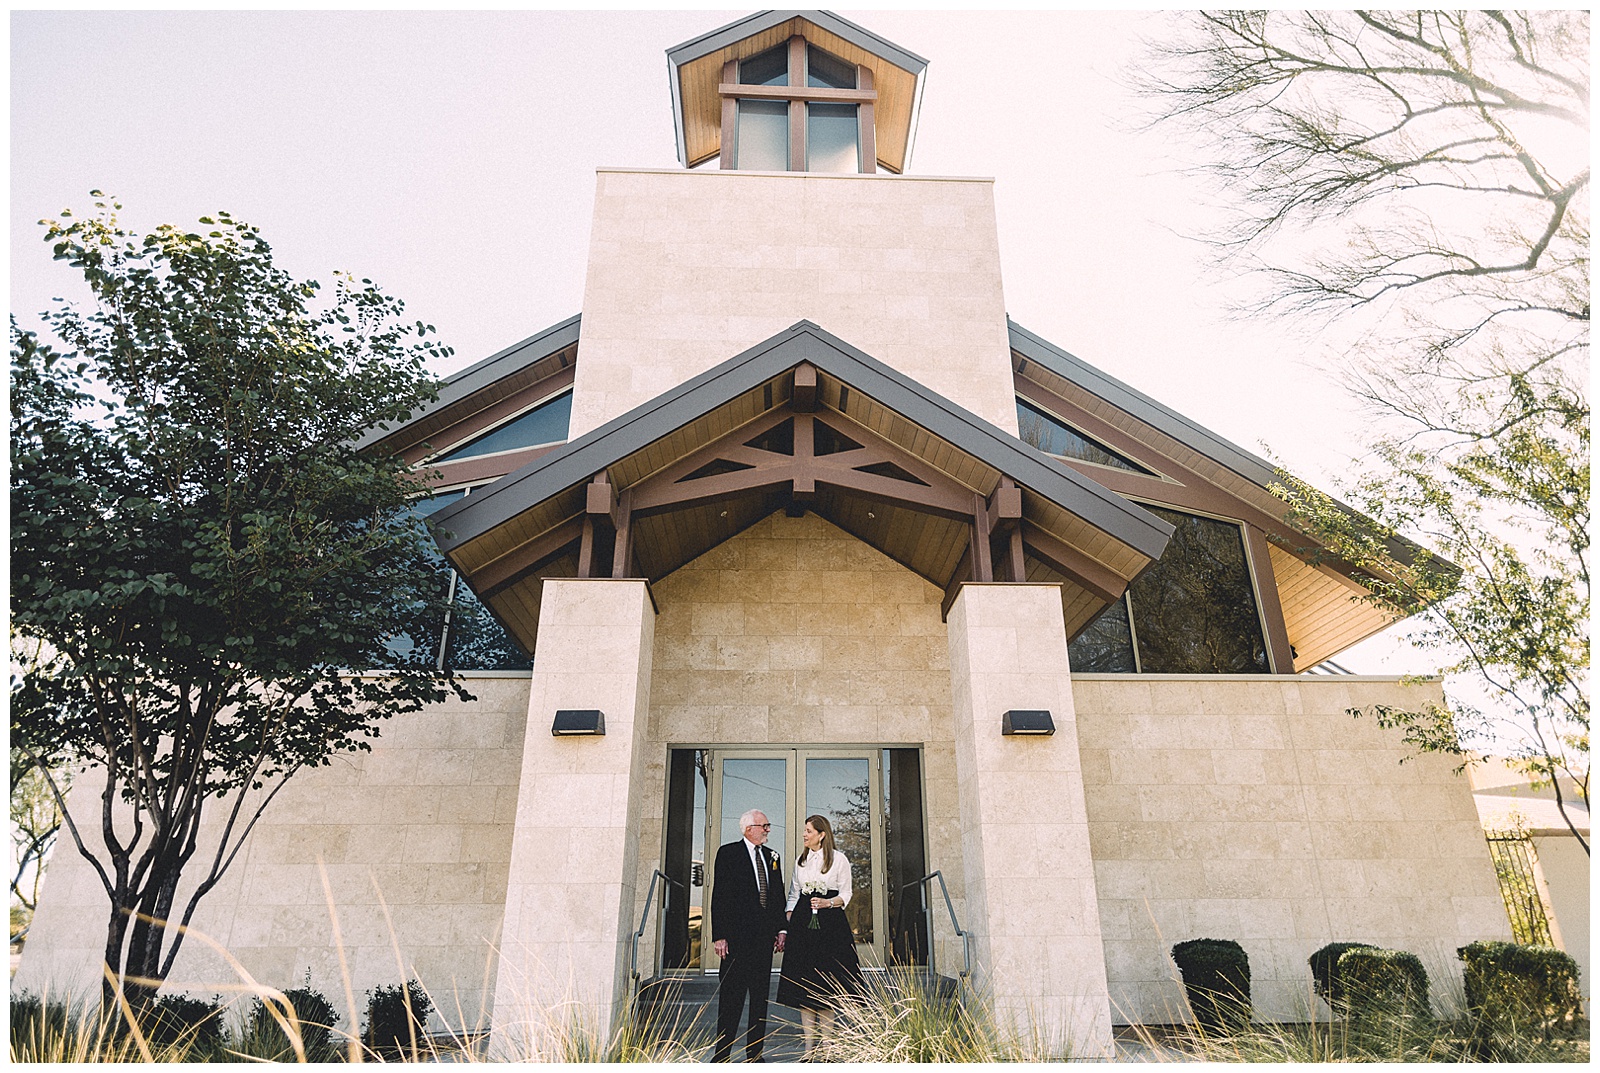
[430,321,1174,655]
[432,321,1168,559]
[666,10,928,172]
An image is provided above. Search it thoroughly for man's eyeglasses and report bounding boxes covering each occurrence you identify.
[746,823,772,830]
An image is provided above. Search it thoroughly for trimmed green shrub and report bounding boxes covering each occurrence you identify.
[1308,940,1378,1013]
[247,979,342,1059]
[1337,947,1431,1021]
[11,991,73,1050]
[143,993,225,1052]
[1458,940,1583,1039]
[1171,938,1251,1034]
[364,979,433,1060]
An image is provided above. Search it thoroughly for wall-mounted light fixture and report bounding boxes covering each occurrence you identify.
[1001,709,1055,736]
[552,709,606,736]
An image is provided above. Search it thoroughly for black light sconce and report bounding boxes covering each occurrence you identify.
[1001,709,1055,736]
[552,709,606,736]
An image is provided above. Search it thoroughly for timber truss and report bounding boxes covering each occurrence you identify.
[480,362,1132,622]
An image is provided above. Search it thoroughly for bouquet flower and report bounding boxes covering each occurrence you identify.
[801,880,829,928]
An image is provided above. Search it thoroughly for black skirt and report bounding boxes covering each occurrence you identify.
[775,888,864,1010]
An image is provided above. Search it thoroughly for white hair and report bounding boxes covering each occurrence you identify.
[739,809,766,829]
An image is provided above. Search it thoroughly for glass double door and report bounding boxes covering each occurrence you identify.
[673,748,887,973]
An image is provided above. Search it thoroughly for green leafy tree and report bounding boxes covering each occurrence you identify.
[10,646,71,939]
[1140,12,1589,851]
[9,194,466,1009]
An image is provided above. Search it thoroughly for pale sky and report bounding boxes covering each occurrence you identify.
[9,8,1416,673]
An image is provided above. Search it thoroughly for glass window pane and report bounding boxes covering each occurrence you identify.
[807,103,859,173]
[1129,506,1270,674]
[719,758,789,858]
[438,391,571,462]
[805,757,873,946]
[737,99,790,171]
[740,44,789,86]
[381,489,464,667]
[1068,596,1138,673]
[444,576,532,671]
[1017,397,1153,474]
[807,45,856,89]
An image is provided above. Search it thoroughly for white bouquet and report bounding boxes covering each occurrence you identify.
[801,880,829,928]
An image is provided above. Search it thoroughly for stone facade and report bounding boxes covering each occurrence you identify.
[17,532,1509,1044]
[629,511,964,977]
[945,583,1112,1055]
[492,579,655,1051]
[1073,674,1510,1023]
[14,676,532,1033]
[571,168,1019,440]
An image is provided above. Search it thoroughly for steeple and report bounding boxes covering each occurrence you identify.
[666,10,928,174]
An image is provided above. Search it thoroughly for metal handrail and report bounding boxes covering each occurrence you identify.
[630,869,686,992]
[900,870,971,982]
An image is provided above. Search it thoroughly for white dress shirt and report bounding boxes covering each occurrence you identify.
[785,848,853,912]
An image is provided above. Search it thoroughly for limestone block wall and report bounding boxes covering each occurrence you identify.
[492,579,656,1050]
[572,168,1019,440]
[14,675,531,1035]
[631,511,964,973]
[1071,675,1510,1024]
[944,584,1112,1056]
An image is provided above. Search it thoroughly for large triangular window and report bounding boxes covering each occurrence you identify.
[1016,397,1153,475]
[437,390,573,462]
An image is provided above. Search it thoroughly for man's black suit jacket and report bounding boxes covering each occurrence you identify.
[710,839,787,950]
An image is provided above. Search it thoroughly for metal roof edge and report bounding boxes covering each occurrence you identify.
[354,314,581,451]
[1007,318,1460,579]
[1008,318,1282,489]
[666,10,928,74]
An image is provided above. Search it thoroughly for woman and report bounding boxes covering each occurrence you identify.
[775,814,864,1058]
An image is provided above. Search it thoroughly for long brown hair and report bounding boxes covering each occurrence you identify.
[798,814,836,873]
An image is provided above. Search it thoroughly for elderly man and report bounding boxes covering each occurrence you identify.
[710,809,788,1061]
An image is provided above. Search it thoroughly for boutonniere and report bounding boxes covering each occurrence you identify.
[770,856,779,870]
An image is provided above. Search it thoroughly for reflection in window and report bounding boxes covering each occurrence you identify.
[1067,506,1269,674]
[438,390,572,462]
[1065,593,1138,673]
[807,103,859,172]
[807,45,856,89]
[1017,398,1153,474]
[383,485,533,672]
[740,44,789,86]
[445,577,533,671]
[737,99,790,171]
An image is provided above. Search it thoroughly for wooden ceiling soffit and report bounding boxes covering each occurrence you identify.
[429,321,1175,652]
[668,11,927,172]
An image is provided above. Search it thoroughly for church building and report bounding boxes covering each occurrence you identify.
[18,11,1509,1057]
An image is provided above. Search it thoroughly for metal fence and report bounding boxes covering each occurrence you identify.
[1484,829,1553,946]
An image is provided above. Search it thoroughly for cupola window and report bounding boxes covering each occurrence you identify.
[740,44,789,86]
[722,35,878,174]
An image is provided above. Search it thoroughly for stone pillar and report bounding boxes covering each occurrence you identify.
[945,583,1112,1058]
[490,579,655,1057]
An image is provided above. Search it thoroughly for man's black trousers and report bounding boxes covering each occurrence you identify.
[714,943,775,1061]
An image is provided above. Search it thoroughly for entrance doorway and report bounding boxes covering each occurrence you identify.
[659,746,927,976]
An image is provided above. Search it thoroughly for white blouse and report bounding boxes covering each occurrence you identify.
[785,848,853,912]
